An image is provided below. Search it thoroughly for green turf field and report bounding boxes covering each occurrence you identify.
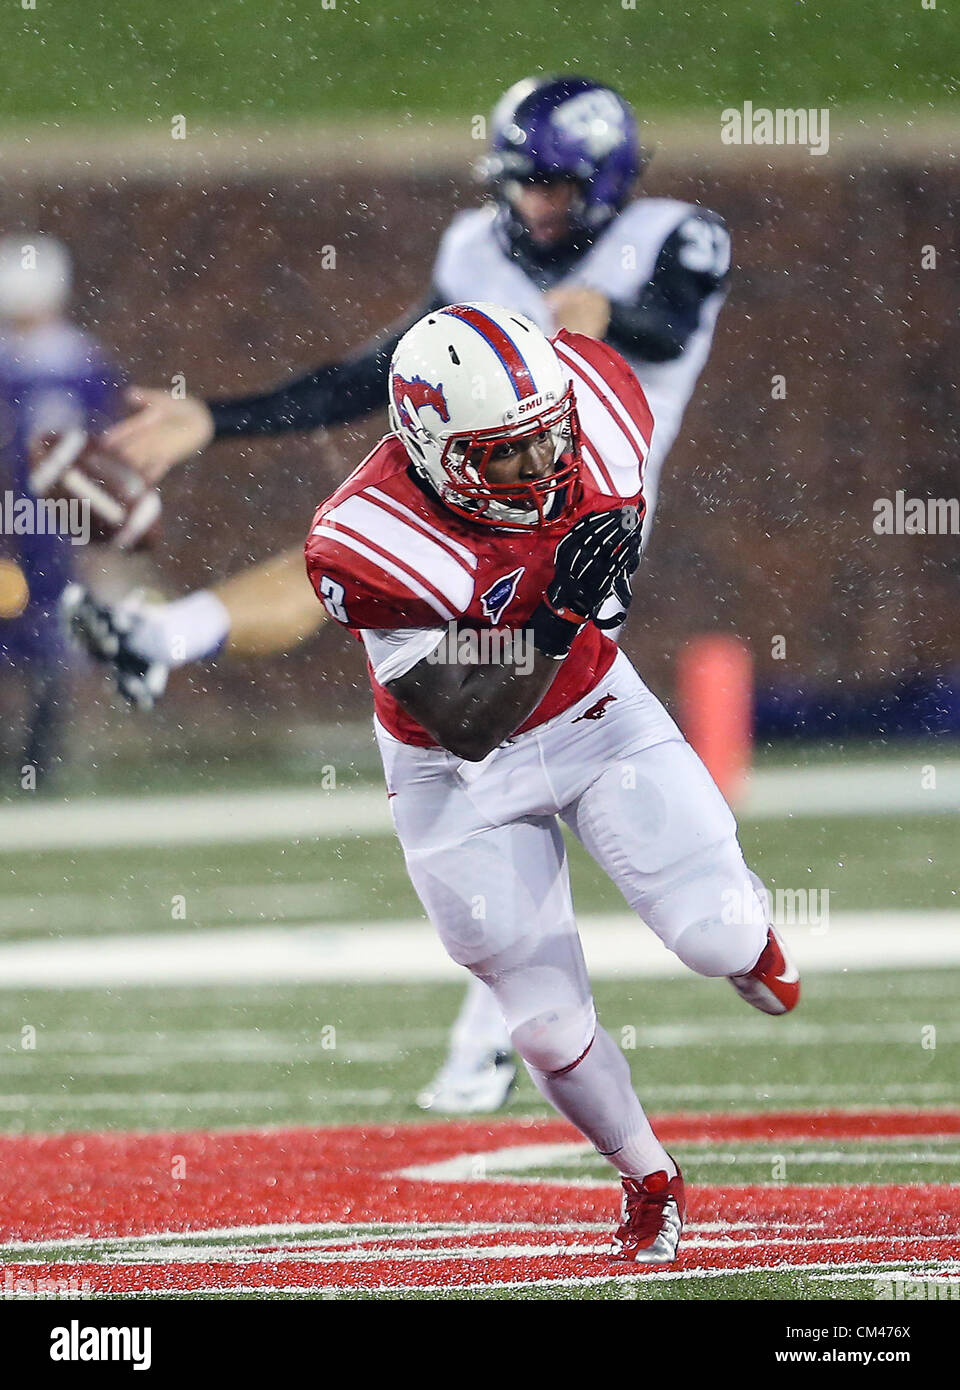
[1,957,958,1300]
[0,1,956,126]
[0,806,956,947]
[0,761,958,1299]
[2,965,958,1136]
[1,0,955,1304]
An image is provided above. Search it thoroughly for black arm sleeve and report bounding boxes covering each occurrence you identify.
[605,213,731,365]
[207,289,446,438]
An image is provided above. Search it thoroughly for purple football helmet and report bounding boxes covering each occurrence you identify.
[481,76,643,241]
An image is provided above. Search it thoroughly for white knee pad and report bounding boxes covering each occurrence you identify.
[510,999,597,1075]
[672,913,763,977]
[647,840,768,978]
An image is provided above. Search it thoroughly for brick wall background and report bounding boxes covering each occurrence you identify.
[3,157,957,749]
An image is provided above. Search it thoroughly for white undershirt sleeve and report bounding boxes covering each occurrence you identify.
[361,627,446,686]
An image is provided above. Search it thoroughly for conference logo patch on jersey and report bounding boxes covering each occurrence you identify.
[480,566,525,624]
[391,374,450,433]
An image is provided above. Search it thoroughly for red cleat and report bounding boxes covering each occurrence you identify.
[729,925,800,1015]
[609,1165,685,1264]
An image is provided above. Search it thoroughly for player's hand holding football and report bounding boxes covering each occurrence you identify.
[102,387,216,482]
[533,507,641,658]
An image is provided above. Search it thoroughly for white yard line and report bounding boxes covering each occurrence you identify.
[0,786,391,852]
[14,1233,952,1266]
[1,1219,806,1260]
[399,1141,593,1181]
[0,1220,611,1257]
[399,1143,960,1185]
[670,1151,960,1165]
[0,1090,287,1111]
[0,1025,446,1053]
[13,1261,960,1297]
[6,1231,954,1264]
[2,758,959,854]
[740,760,960,818]
[0,911,958,989]
[630,1083,960,1102]
[0,1089,393,1112]
[0,1036,440,1070]
[810,1271,960,1284]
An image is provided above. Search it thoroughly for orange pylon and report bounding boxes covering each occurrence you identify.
[676,635,753,805]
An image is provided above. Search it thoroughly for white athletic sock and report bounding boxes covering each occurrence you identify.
[126,589,231,667]
[449,974,512,1067]
[526,1026,676,1180]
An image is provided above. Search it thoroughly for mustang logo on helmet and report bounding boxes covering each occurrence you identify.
[388,302,581,530]
[391,374,450,433]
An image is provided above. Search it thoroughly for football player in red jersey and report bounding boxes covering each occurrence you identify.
[68,75,750,1114]
[69,75,731,728]
[304,302,799,1264]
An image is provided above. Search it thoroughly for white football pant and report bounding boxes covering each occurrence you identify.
[375,650,768,1173]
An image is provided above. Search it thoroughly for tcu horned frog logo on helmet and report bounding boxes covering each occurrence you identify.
[550,89,628,160]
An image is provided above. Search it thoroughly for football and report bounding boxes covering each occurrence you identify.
[29,428,162,550]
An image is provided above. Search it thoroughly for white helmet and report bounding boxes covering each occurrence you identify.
[0,234,72,320]
[388,302,581,528]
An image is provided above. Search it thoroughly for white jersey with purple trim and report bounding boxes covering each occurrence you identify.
[432,198,728,524]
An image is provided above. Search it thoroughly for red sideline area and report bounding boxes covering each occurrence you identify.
[1,1111,958,1291]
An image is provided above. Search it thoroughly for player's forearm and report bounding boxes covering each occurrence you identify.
[207,290,444,439]
[85,547,325,682]
[207,358,386,438]
[607,216,730,364]
[388,608,580,762]
[389,509,641,760]
[391,652,560,762]
[453,654,565,760]
[606,294,697,363]
[215,546,325,657]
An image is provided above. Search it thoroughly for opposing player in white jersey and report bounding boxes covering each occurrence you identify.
[304,302,798,1264]
[67,76,732,1107]
[104,75,729,523]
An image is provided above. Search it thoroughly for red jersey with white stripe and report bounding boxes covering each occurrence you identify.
[304,330,654,748]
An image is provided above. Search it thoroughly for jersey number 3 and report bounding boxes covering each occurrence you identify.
[319,575,349,624]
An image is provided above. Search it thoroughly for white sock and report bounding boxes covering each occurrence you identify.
[526,1026,676,1181]
[126,590,230,667]
[448,974,512,1067]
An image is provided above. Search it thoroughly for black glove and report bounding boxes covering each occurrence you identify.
[593,566,639,633]
[60,584,169,711]
[531,506,642,658]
